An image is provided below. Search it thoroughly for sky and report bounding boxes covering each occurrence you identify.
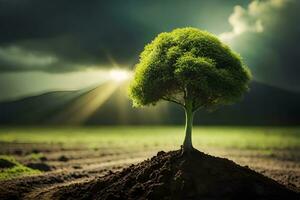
[0,0,299,101]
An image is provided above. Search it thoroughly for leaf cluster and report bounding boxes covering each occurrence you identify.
[129,28,251,111]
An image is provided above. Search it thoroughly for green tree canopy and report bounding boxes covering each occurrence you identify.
[129,27,251,152]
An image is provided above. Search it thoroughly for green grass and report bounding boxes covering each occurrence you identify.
[0,155,41,180]
[27,153,45,161]
[0,126,299,180]
[0,126,299,150]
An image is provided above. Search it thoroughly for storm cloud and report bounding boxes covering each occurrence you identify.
[0,0,146,72]
[0,0,299,91]
[0,0,236,72]
[220,0,300,91]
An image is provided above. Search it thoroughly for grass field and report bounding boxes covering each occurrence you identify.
[0,126,299,197]
[1,126,300,150]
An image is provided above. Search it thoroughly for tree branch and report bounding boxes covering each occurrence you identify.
[192,102,203,112]
[162,97,184,107]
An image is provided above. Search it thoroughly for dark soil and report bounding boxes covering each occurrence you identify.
[0,170,93,200]
[0,158,16,169]
[58,155,69,162]
[26,162,52,172]
[50,149,299,200]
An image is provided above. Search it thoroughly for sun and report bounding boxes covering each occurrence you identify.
[109,69,131,82]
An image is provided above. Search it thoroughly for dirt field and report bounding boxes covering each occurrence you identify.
[0,127,299,199]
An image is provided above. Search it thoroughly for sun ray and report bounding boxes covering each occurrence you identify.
[109,69,132,82]
[54,82,119,124]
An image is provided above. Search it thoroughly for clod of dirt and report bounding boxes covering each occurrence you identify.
[40,156,48,162]
[32,149,40,154]
[0,158,16,169]
[58,155,69,162]
[13,149,23,155]
[26,163,51,172]
[51,149,299,200]
[73,165,82,169]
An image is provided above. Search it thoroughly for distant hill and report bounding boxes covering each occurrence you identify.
[0,81,299,125]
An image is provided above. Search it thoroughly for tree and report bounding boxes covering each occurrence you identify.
[129,27,251,152]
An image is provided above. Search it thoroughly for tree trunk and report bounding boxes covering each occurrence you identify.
[183,105,194,152]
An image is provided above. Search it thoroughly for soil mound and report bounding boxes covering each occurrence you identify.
[26,162,51,171]
[51,149,299,200]
[0,158,16,169]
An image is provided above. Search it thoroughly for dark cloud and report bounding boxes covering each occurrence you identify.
[0,0,299,91]
[0,0,237,72]
[221,0,300,91]
[0,0,145,71]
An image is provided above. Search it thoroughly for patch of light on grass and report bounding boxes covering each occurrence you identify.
[0,155,41,180]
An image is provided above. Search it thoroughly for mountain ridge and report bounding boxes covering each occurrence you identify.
[0,81,299,125]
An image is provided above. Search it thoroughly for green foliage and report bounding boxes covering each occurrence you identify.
[129,27,251,111]
[0,155,41,180]
[27,153,45,161]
